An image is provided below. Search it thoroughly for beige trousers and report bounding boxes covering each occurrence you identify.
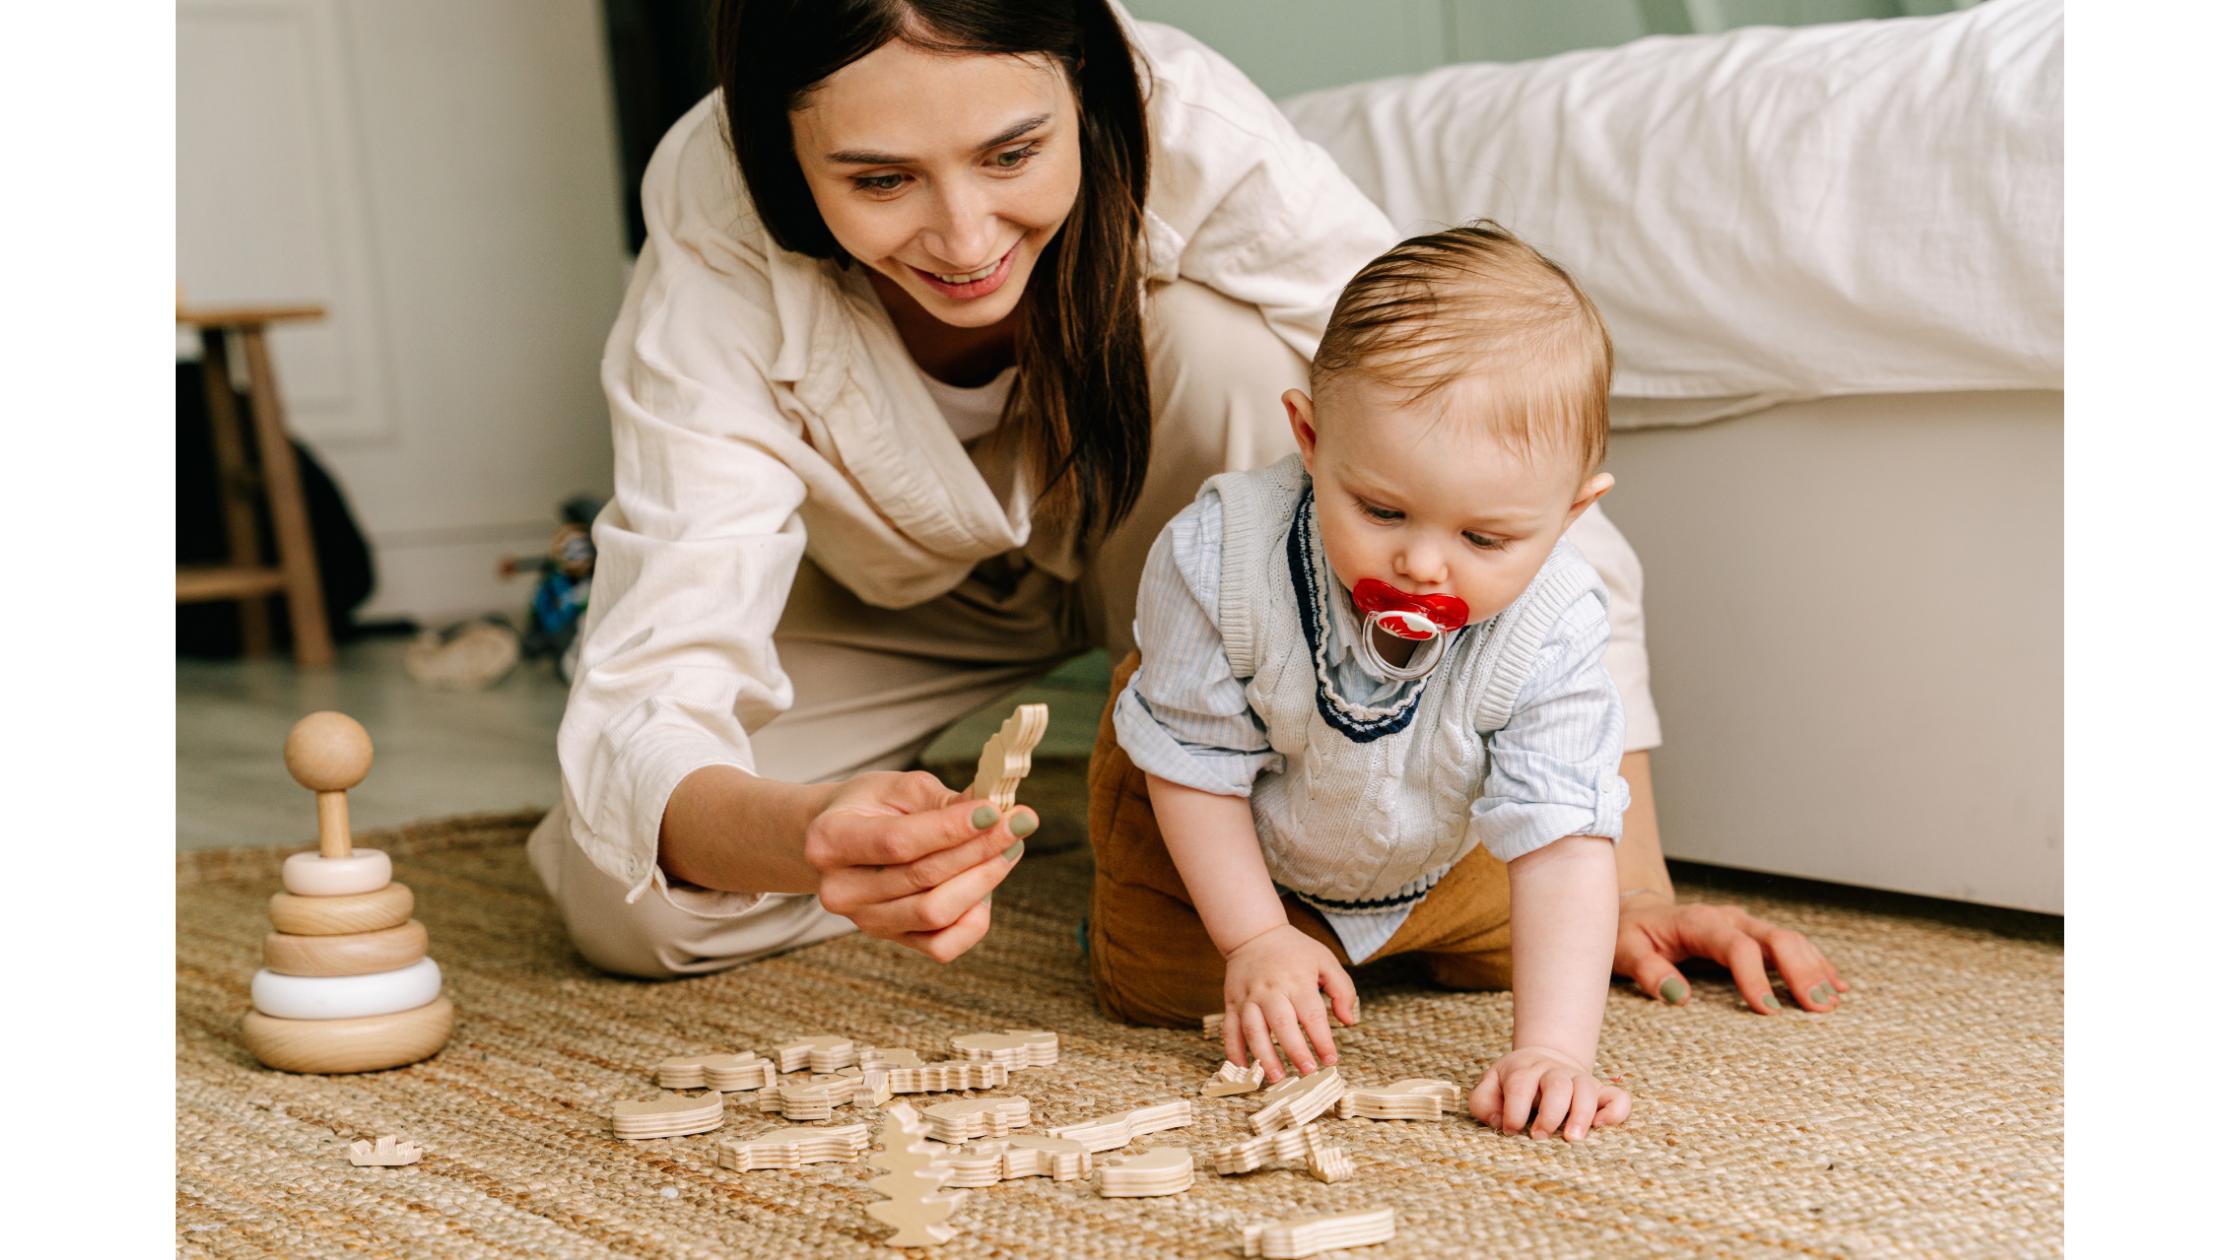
[530,278,1659,978]
[530,280,1309,976]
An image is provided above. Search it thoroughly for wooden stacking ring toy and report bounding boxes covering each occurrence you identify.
[242,996,456,1075]
[240,713,456,1074]
[263,919,428,976]
[267,882,413,936]
[281,849,391,896]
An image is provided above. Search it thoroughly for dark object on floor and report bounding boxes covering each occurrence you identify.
[176,362,374,658]
[501,495,603,681]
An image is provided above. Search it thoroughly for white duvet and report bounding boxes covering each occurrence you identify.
[1279,0,2062,407]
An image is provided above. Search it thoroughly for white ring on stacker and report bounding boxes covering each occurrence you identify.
[281,849,391,897]
[251,956,442,1020]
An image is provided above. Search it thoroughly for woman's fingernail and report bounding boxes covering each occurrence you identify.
[1008,810,1038,837]
[1810,983,1832,1004]
[1002,840,1025,862]
[1658,977,1687,1005]
[971,805,998,830]
[1761,992,1782,1012]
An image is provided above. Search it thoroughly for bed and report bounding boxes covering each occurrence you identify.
[1280,0,2064,912]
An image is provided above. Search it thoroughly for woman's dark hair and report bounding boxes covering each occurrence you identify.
[714,0,1152,537]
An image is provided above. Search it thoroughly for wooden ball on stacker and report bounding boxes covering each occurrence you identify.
[285,711,373,795]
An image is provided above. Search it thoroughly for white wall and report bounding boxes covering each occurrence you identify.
[177,0,625,624]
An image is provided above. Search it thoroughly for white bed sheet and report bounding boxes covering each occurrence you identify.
[1280,0,2063,408]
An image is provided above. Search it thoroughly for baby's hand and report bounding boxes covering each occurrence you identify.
[1220,924,1359,1081]
[1468,1046,1631,1140]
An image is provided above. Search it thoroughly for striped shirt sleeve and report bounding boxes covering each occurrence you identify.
[1469,590,1632,861]
[1113,491,1281,797]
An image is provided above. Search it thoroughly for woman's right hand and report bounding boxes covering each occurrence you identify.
[802,770,1034,963]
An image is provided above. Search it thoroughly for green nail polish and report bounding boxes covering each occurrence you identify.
[970,805,998,830]
[1658,977,1687,1005]
[1762,993,1782,1012]
[1810,983,1831,1003]
[1008,811,1038,837]
[1002,840,1024,862]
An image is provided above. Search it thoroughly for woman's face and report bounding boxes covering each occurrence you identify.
[790,40,1082,330]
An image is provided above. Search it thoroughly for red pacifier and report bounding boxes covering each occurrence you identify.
[1350,579,1470,681]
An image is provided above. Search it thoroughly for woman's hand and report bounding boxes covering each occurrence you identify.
[1614,894,1848,1014]
[802,770,1033,963]
[1219,923,1359,1082]
[1468,1045,1630,1140]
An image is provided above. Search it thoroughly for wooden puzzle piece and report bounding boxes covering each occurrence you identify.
[775,1035,856,1074]
[872,1060,1010,1094]
[967,704,1048,813]
[858,1046,924,1069]
[922,1095,1031,1143]
[1336,1078,1461,1121]
[717,1123,870,1171]
[657,1050,775,1092]
[998,1135,1092,1182]
[1046,1098,1193,1152]
[867,1102,964,1248]
[1097,1146,1194,1198]
[1240,1207,1397,1258]
[928,1139,1010,1188]
[1213,1124,1350,1180]
[950,1030,1059,1069]
[611,1092,724,1139]
[346,1135,422,1167]
[1248,1067,1344,1135]
[1202,1060,1266,1097]
[758,1074,858,1121]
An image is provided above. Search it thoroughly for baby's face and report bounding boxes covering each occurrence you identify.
[1288,377,1609,629]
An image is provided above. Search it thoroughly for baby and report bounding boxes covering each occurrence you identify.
[1086,223,1632,1140]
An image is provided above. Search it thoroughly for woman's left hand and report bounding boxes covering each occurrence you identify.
[1613,896,1849,1015]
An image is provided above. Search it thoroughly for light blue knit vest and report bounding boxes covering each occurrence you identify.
[1209,455,1605,912]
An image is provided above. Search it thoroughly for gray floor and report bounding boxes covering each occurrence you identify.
[176,635,1112,851]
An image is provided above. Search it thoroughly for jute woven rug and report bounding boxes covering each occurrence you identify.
[178,761,2062,1258]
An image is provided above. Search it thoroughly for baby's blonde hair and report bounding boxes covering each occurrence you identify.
[1312,221,1612,478]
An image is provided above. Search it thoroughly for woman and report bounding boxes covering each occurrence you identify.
[528,0,1847,1021]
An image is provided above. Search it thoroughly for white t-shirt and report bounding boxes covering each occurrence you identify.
[916,364,1017,445]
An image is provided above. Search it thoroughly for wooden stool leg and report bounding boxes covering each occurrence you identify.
[198,329,272,657]
[239,327,335,668]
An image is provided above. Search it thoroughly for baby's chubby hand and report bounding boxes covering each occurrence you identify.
[1219,924,1359,1081]
[1469,1046,1631,1140]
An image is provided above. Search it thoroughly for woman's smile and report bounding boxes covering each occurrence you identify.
[907,242,1018,301]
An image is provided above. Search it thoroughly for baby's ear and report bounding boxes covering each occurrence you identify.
[1565,471,1615,525]
[1283,389,1318,473]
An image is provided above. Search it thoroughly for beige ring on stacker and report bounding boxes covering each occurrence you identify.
[251,956,442,1020]
[263,919,428,977]
[268,882,414,935]
[241,995,454,1074]
[281,849,392,897]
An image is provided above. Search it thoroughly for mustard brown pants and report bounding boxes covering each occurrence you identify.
[1087,651,1519,1028]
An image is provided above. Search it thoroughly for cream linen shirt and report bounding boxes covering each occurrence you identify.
[558,16,1402,901]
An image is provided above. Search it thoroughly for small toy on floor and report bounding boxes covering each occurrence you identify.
[1336,1078,1460,1121]
[240,713,455,1075]
[347,1135,423,1167]
[1240,1206,1397,1258]
[1202,1061,1266,1097]
[867,1101,964,1248]
[1096,1147,1194,1198]
[611,1092,724,1139]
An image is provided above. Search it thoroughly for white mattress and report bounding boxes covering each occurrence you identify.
[1281,0,2064,408]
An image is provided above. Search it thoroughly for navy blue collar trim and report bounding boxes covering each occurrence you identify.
[1286,485,1427,745]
